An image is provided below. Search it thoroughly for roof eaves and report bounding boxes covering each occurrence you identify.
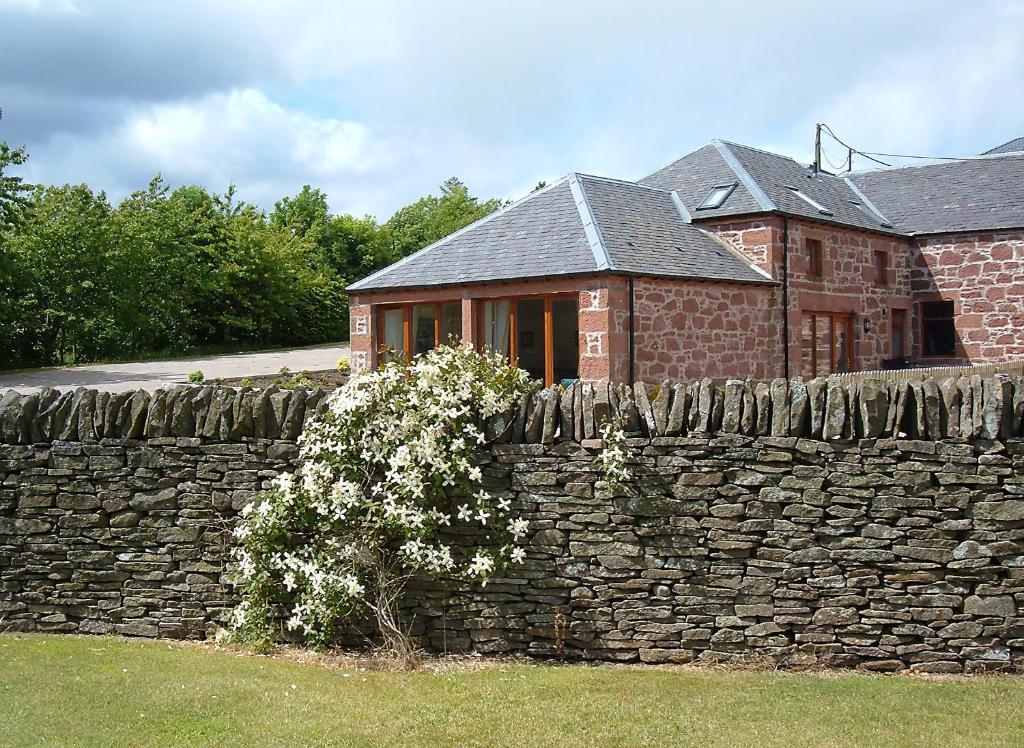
[711,139,776,212]
[568,173,614,271]
[347,176,570,291]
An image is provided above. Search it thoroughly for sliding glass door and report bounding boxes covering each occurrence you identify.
[479,295,578,386]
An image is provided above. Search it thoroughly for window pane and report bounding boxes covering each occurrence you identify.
[382,308,405,360]
[412,304,436,356]
[482,300,511,358]
[923,300,954,318]
[815,315,831,375]
[439,302,462,347]
[922,300,956,356]
[515,298,545,381]
[552,298,579,383]
[835,321,849,373]
[892,309,906,358]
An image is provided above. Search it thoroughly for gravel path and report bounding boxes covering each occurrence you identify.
[0,343,349,393]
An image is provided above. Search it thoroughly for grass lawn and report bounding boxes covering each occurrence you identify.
[2,635,1022,747]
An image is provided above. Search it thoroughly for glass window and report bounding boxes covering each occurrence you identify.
[552,298,579,383]
[874,251,888,285]
[922,300,956,357]
[515,298,545,381]
[439,302,462,347]
[412,304,436,356]
[891,308,907,358]
[482,300,511,358]
[697,183,736,210]
[805,238,823,277]
[381,308,406,360]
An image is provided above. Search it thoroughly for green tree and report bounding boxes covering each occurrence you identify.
[384,177,504,260]
[0,108,32,231]
[5,184,116,364]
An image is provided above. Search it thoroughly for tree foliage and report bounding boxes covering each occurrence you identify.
[0,125,502,369]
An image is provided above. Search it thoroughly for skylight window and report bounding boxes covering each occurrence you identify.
[697,183,736,210]
[785,185,833,216]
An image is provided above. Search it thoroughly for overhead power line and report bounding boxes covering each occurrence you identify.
[816,123,978,173]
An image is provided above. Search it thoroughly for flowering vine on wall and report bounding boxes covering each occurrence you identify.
[229,344,532,660]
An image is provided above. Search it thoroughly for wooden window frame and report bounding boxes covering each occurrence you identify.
[805,311,855,376]
[873,250,889,287]
[890,307,908,358]
[475,292,577,387]
[376,300,460,362]
[805,238,823,278]
[919,299,957,359]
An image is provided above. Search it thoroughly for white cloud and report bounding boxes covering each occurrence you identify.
[5,0,1024,217]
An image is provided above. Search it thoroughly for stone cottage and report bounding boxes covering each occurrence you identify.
[347,137,1024,385]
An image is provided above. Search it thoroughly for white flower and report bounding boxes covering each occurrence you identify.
[457,504,473,522]
[475,507,491,526]
[510,547,526,564]
[508,518,529,538]
[467,466,483,482]
[467,551,494,577]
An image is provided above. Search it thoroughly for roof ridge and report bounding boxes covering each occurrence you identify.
[712,139,776,212]
[568,173,614,272]
[347,176,571,291]
[846,150,1024,177]
[576,172,671,193]
[637,141,717,183]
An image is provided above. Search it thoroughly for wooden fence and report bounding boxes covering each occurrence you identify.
[833,358,1024,383]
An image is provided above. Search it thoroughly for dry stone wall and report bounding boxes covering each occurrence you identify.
[2,376,1024,672]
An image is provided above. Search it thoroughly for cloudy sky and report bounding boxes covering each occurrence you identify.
[2,0,1022,218]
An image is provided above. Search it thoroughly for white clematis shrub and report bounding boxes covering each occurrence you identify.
[230,343,532,652]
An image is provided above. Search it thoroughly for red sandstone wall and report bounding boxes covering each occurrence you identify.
[912,231,1024,364]
[706,217,914,377]
[629,277,782,382]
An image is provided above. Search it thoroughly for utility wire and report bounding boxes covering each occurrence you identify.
[819,123,977,171]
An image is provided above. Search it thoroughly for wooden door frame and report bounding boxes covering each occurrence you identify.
[475,292,576,387]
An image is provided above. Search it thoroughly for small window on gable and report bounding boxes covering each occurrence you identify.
[697,183,736,210]
[873,250,888,286]
[786,185,833,216]
[921,300,956,357]
[805,238,823,277]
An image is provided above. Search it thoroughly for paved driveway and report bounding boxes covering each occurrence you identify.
[0,343,349,393]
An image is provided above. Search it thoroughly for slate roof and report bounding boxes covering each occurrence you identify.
[577,175,769,283]
[982,137,1024,155]
[348,174,771,292]
[350,135,1024,292]
[847,153,1024,234]
[641,140,897,234]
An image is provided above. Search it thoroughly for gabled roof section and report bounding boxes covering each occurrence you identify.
[576,174,771,284]
[347,178,596,291]
[347,172,773,292]
[982,137,1024,155]
[848,152,1024,234]
[641,140,899,234]
[718,141,900,233]
[639,143,766,219]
